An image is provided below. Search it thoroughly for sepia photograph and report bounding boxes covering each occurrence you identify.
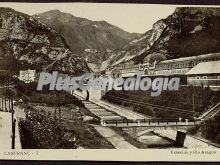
[0,1,219,161]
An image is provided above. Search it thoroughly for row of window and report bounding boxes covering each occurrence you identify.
[155,60,203,70]
[195,76,220,79]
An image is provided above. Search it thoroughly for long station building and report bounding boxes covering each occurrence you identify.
[105,53,220,89]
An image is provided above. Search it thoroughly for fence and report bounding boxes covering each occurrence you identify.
[102,118,197,127]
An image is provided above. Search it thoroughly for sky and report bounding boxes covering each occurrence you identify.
[0,3,177,33]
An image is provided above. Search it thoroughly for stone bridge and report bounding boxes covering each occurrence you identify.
[102,119,197,137]
[121,125,194,137]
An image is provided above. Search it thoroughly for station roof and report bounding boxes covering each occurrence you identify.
[160,52,220,64]
[186,61,220,75]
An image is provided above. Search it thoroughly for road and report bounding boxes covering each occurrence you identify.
[92,124,137,149]
[73,90,147,120]
[0,112,21,149]
[82,100,123,120]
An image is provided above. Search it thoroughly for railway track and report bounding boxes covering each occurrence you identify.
[72,91,147,120]
[72,92,124,120]
[198,103,220,120]
[103,94,197,115]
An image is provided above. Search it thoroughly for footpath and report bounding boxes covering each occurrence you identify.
[0,111,21,149]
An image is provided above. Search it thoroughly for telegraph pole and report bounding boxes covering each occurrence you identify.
[4,74,7,112]
[1,97,3,110]
[192,87,195,117]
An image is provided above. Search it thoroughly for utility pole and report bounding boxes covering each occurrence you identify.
[4,74,6,112]
[1,97,3,110]
[58,92,62,126]
[7,75,11,112]
[192,89,195,116]
[11,118,16,149]
[59,106,61,126]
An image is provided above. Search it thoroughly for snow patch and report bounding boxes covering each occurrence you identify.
[92,24,98,28]
[189,25,203,34]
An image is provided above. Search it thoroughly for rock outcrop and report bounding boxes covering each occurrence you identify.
[0,7,89,75]
[110,7,220,66]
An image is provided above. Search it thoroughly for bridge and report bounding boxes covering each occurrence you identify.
[72,89,220,147]
[101,118,197,127]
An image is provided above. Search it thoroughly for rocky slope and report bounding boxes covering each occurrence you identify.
[0,7,89,75]
[110,7,220,66]
[33,10,139,63]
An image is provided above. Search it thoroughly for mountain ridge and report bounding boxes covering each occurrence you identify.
[109,7,220,67]
[0,7,89,75]
[33,9,140,65]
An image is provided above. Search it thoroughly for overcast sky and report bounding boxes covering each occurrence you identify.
[0,3,177,33]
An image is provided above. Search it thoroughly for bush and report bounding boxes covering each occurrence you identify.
[19,109,77,149]
[201,115,220,144]
[14,81,84,107]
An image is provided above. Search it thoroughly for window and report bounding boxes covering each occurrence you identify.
[203,76,208,79]
[177,63,180,69]
[196,76,200,79]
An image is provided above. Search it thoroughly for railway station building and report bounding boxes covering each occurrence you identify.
[185,61,220,89]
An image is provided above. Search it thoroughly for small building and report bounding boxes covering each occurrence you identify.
[18,69,36,83]
[111,68,121,78]
[185,61,220,88]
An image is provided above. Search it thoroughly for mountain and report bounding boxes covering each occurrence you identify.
[33,10,139,63]
[0,7,89,75]
[110,7,220,66]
